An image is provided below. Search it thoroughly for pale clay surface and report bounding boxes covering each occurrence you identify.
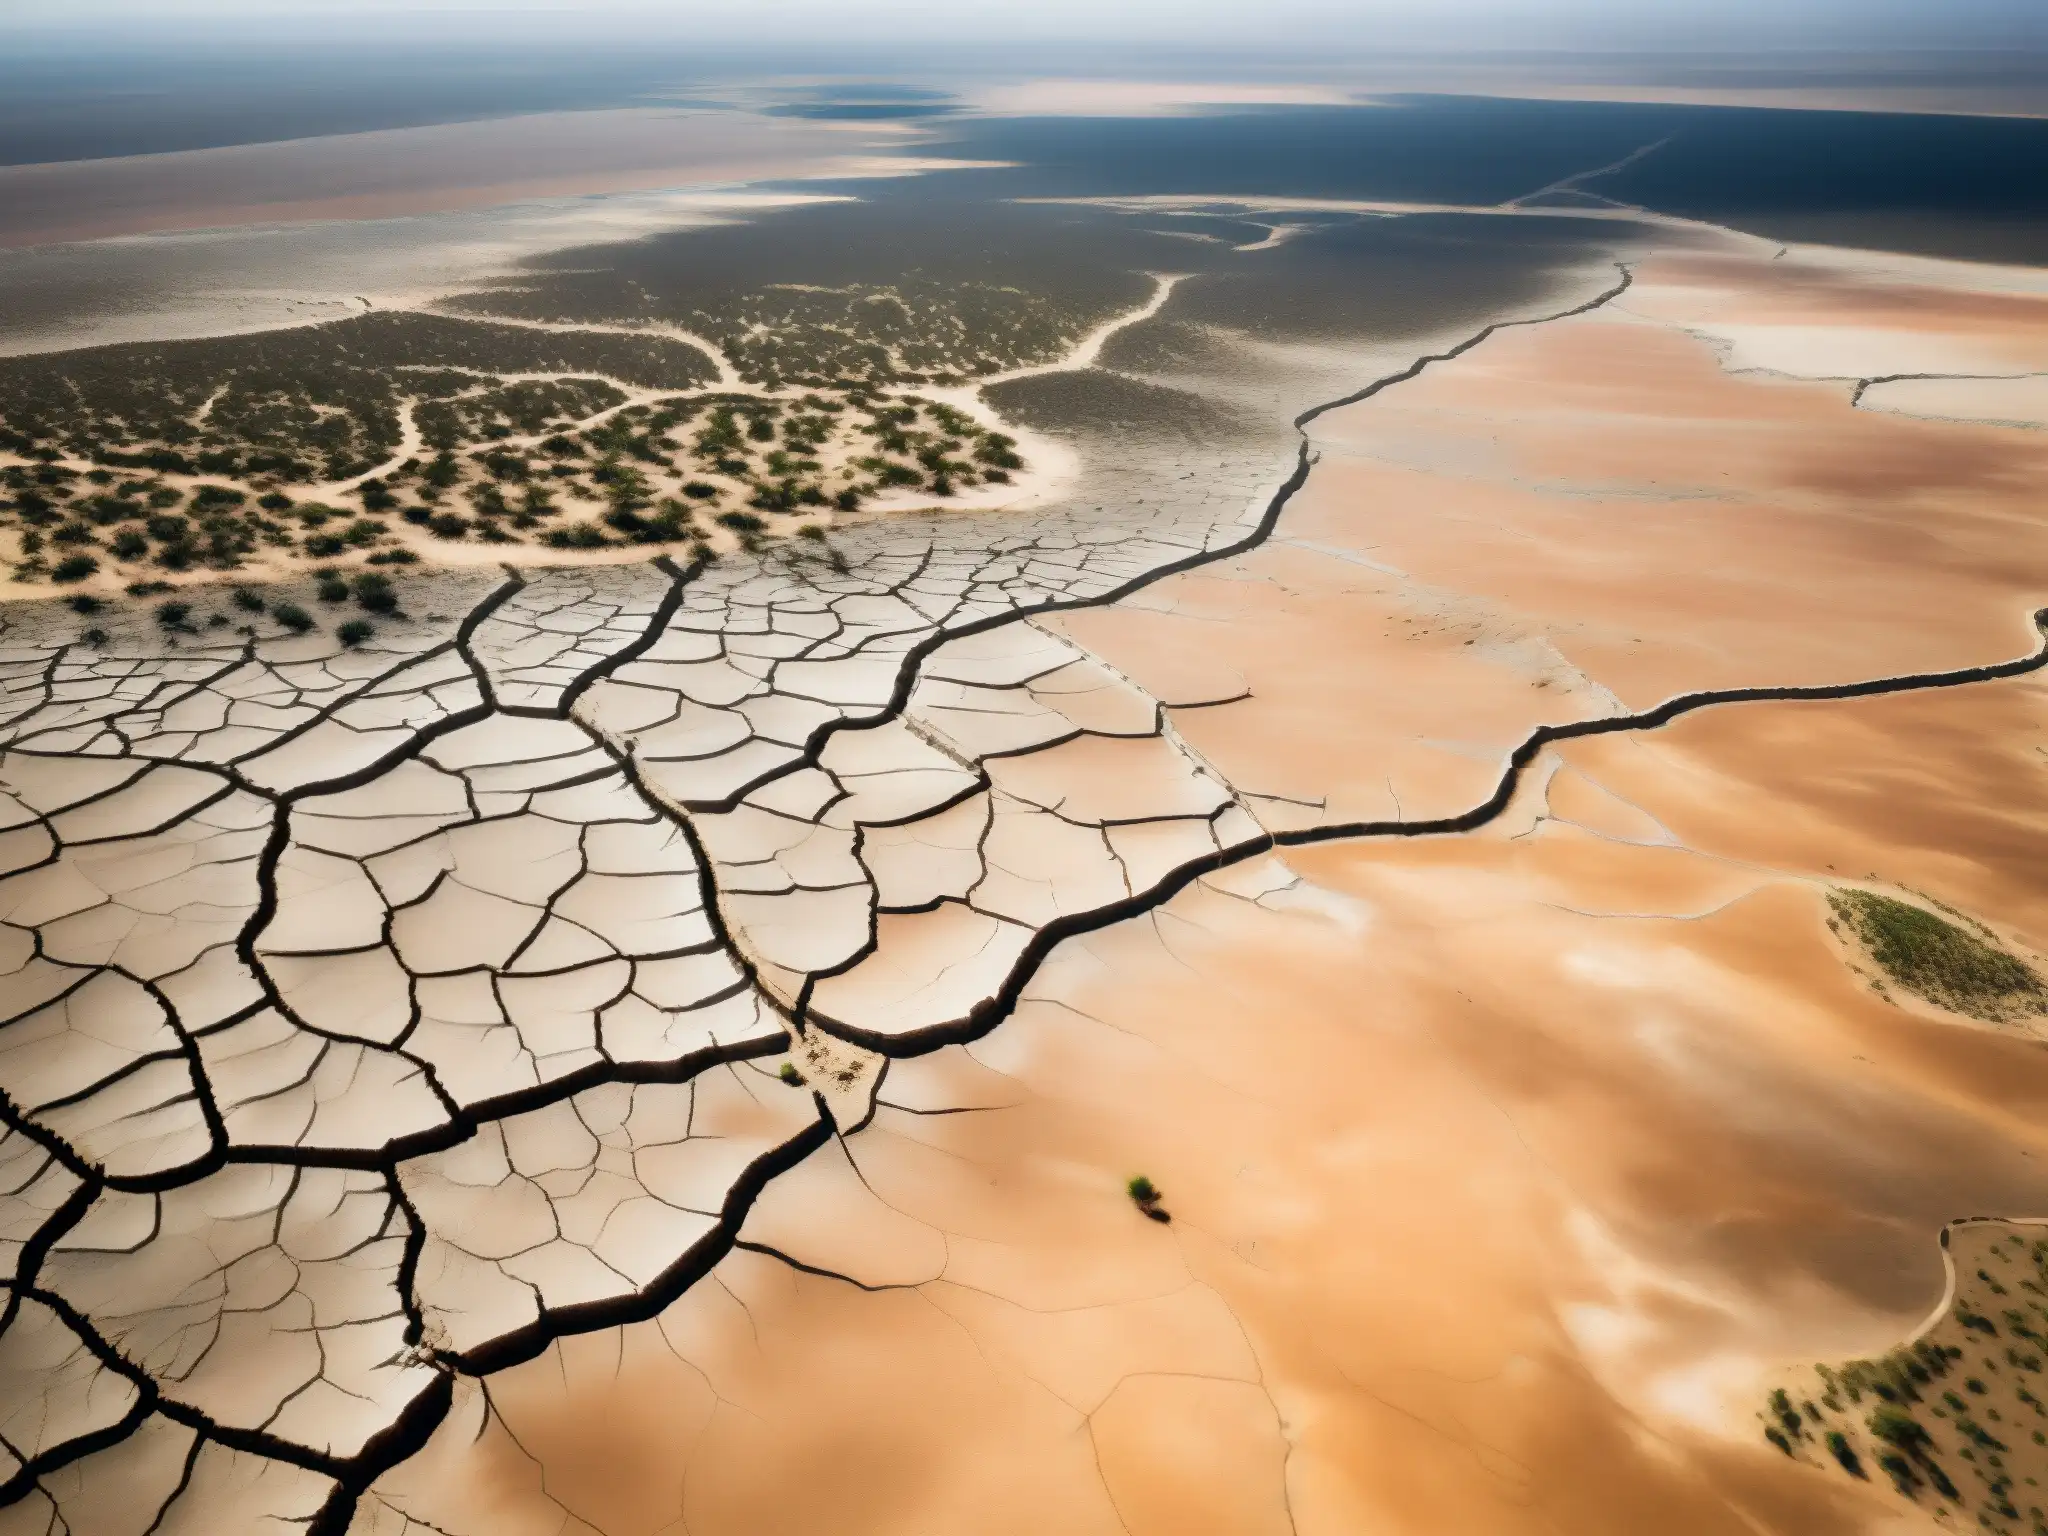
[6,210,2048,1534]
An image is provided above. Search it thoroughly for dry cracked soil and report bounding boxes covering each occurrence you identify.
[6,207,2048,1536]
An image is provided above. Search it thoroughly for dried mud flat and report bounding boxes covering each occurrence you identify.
[7,215,2048,1535]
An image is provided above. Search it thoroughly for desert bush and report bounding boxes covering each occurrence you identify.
[1830,889,2046,1020]
[352,573,398,613]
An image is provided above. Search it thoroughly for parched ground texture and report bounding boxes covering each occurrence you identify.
[6,202,2048,1535]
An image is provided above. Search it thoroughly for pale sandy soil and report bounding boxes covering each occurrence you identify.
[1290,246,2048,709]
[0,110,898,249]
[348,232,2048,1535]
[1860,375,2048,430]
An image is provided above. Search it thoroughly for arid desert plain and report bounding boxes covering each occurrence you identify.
[4,59,2048,1536]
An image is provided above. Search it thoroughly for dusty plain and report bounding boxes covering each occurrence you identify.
[9,186,2048,1534]
[334,234,2048,1534]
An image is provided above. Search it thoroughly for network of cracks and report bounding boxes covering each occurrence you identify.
[11,249,2042,1532]
[0,258,1371,1531]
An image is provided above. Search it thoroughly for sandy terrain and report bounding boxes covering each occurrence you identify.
[358,662,2048,1536]
[0,110,905,249]
[12,208,2048,1533]
[329,232,2048,1534]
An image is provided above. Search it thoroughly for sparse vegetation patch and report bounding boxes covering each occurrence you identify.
[1829,889,2047,1022]
[1765,1221,2048,1532]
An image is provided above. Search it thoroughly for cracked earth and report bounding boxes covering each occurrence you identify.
[9,218,2048,1534]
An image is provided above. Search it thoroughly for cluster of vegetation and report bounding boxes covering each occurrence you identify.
[74,567,402,649]
[0,273,1043,592]
[440,195,1171,392]
[1828,888,2048,1022]
[0,461,419,582]
[0,312,716,484]
[319,388,1020,559]
[682,280,1086,389]
[1767,1224,2048,1534]
[414,377,627,446]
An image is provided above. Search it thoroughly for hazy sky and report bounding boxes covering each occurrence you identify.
[7,0,2043,49]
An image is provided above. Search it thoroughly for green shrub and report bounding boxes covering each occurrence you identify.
[1830,889,2046,1020]
[155,600,191,629]
[232,587,265,613]
[1868,1404,1931,1454]
[544,521,608,549]
[66,593,101,614]
[51,554,98,583]
[272,601,314,633]
[352,573,398,613]
[779,1064,806,1087]
[336,618,373,647]
[1127,1175,1160,1206]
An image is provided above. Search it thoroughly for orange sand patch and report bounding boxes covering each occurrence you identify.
[1296,262,2048,706]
